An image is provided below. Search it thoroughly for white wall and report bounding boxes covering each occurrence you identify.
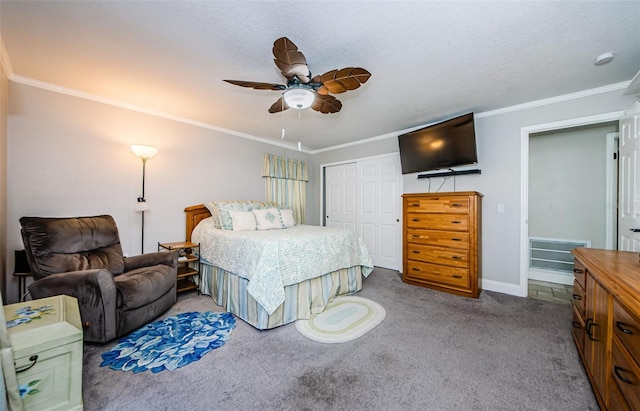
[314,88,638,295]
[5,78,638,303]
[5,82,311,303]
[529,122,618,249]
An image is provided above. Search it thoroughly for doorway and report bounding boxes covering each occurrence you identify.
[527,123,618,290]
[519,111,626,297]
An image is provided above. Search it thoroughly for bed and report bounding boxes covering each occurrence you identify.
[184,203,374,329]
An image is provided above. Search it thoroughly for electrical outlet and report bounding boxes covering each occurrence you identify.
[496,204,505,214]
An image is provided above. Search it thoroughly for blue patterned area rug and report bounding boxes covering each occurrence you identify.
[100,311,236,373]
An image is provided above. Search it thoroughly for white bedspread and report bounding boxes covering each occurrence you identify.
[192,218,373,314]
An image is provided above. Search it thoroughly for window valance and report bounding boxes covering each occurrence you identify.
[262,154,308,182]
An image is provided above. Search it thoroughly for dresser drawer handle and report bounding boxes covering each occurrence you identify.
[451,203,463,207]
[411,267,421,272]
[411,203,420,207]
[585,319,596,341]
[614,366,633,385]
[452,275,463,279]
[412,218,420,222]
[572,321,582,329]
[572,294,582,301]
[15,355,38,374]
[451,221,462,224]
[412,250,421,254]
[573,268,583,274]
[451,256,462,260]
[616,321,634,335]
[451,238,462,241]
[412,234,420,238]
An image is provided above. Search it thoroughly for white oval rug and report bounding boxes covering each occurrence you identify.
[295,295,386,343]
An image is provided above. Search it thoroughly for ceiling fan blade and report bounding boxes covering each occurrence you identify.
[223,79,286,91]
[273,37,311,83]
[268,97,290,114]
[312,67,371,94]
[311,94,342,114]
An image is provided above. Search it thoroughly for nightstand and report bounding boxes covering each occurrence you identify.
[157,241,200,293]
[4,295,83,410]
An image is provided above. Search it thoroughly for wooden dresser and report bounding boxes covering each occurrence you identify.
[572,248,640,410]
[402,191,482,298]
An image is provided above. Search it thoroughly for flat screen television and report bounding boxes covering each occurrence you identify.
[398,112,478,175]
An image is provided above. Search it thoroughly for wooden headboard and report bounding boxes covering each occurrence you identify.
[184,204,212,242]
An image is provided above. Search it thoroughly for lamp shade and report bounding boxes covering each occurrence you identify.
[283,88,315,109]
[131,145,158,160]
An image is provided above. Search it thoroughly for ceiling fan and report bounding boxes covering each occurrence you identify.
[223,37,371,114]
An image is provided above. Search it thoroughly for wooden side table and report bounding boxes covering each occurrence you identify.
[157,241,200,293]
[13,250,32,302]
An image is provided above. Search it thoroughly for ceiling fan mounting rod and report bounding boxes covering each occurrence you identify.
[286,76,319,91]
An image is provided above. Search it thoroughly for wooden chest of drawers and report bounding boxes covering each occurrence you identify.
[572,248,640,410]
[402,191,482,298]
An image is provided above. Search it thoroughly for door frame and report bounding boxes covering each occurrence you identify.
[519,111,626,297]
[605,132,619,250]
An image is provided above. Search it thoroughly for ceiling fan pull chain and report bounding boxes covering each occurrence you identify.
[297,108,302,151]
[281,95,286,139]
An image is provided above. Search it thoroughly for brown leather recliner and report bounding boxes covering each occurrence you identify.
[20,215,178,343]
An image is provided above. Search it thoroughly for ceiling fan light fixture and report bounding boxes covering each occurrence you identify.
[283,87,315,109]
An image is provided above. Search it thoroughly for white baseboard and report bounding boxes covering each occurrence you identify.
[482,279,527,298]
[528,269,573,285]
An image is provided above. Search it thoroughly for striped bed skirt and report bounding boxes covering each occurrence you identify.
[197,262,365,329]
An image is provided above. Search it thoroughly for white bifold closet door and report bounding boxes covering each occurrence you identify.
[324,155,402,270]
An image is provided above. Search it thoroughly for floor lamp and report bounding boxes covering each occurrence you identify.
[131,145,158,254]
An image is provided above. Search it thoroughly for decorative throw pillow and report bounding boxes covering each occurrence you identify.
[204,201,222,228]
[279,209,295,228]
[253,208,283,230]
[228,210,257,231]
[216,203,252,230]
[205,200,282,229]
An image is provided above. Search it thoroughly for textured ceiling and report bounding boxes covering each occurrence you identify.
[1,1,639,152]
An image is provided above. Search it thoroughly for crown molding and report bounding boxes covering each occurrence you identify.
[0,35,15,78]
[313,81,632,153]
[623,70,640,96]
[309,130,399,154]
[475,81,631,119]
[9,74,310,153]
[7,71,631,155]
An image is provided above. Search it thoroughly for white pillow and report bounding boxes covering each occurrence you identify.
[253,208,283,230]
[279,209,295,228]
[228,210,257,231]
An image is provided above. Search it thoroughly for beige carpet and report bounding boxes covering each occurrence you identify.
[81,268,598,410]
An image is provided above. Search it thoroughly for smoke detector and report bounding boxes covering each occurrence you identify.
[594,52,615,66]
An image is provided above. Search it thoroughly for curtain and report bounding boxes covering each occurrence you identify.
[262,154,308,224]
